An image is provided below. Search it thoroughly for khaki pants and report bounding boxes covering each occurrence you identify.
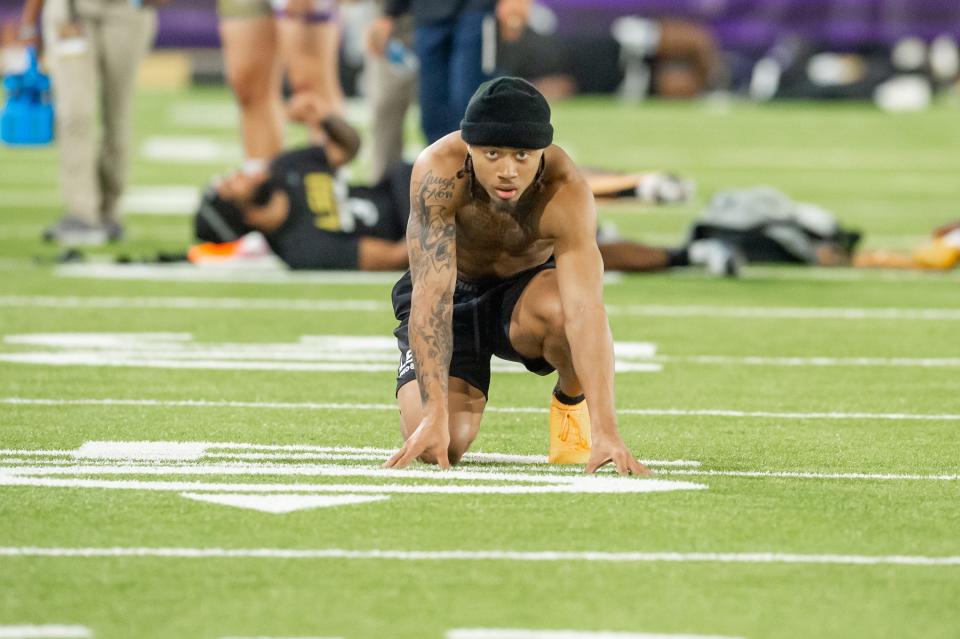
[363,12,416,183]
[42,0,157,224]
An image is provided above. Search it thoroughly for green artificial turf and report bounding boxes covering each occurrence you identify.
[0,88,959,639]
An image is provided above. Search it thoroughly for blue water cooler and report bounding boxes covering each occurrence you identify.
[1,47,55,146]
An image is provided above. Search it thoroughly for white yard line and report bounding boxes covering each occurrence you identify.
[1,547,957,566]
[605,304,960,320]
[0,462,951,483]
[4,295,960,320]
[3,397,960,422]
[656,469,959,481]
[740,266,960,283]
[0,353,658,373]
[121,186,198,215]
[0,629,88,639]
[0,457,954,482]
[0,464,706,495]
[448,631,743,639]
[54,264,404,285]
[3,350,956,370]
[140,136,242,164]
[0,296,390,312]
[654,354,960,368]
[51,263,624,286]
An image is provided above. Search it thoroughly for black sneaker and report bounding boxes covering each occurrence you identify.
[103,221,125,243]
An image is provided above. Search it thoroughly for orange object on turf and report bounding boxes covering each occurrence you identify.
[913,238,960,270]
[187,240,245,264]
[548,394,592,464]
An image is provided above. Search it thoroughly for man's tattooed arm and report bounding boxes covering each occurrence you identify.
[406,169,458,411]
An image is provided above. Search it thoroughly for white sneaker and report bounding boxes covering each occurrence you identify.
[688,239,743,277]
[636,172,696,204]
[41,216,108,247]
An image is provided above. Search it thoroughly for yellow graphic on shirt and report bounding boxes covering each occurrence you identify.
[305,172,340,231]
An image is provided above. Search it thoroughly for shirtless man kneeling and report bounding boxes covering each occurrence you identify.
[384,77,651,476]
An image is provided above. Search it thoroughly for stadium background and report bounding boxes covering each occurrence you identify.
[1,1,959,639]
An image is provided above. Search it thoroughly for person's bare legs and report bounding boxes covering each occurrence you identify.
[598,242,670,272]
[220,17,285,161]
[278,18,345,134]
[397,377,486,465]
[507,269,581,397]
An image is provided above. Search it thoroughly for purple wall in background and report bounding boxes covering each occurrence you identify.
[2,0,959,54]
[542,0,960,54]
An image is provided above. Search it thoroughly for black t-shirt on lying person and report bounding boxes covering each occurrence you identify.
[264,147,411,270]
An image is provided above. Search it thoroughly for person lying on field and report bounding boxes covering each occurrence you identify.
[853,219,960,270]
[193,94,738,275]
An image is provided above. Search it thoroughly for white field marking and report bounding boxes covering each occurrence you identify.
[5,332,193,348]
[2,547,959,566]
[0,464,707,495]
[168,102,239,128]
[53,263,402,285]
[0,456,954,482]
[0,627,91,638]
[75,440,207,461]
[4,397,960,423]
[52,263,624,286]
[0,333,662,374]
[448,631,744,639]
[655,354,960,368]
[6,295,960,321]
[0,475,704,496]
[606,304,960,321]
[0,352,656,373]
[0,296,390,312]
[11,332,960,372]
[0,460,663,482]
[180,492,390,514]
[2,461,954,483]
[141,136,242,164]
[121,186,199,215]
[741,266,960,283]
[4,349,955,370]
[0,441,698,468]
[656,469,960,481]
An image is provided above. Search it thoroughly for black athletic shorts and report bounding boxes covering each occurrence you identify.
[392,259,556,398]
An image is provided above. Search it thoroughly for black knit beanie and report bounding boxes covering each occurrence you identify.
[460,77,553,149]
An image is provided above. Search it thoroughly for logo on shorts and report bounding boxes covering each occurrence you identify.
[398,349,415,377]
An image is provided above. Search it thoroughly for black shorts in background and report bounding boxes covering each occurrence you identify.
[392,260,556,398]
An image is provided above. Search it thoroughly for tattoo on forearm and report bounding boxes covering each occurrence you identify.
[413,289,452,404]
[407,171,457,405]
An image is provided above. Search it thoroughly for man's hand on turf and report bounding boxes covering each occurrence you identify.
[383,416,451,469]
[585,435,652,476]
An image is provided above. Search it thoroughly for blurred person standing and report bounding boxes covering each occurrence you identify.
[366,0,530,144]
[362,4,415,183]
[18,0,158,245]
[218,0,345,172]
